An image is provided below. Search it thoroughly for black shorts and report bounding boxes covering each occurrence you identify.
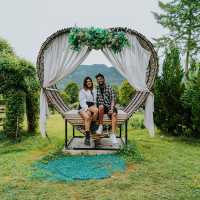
[103,106,118,114]
[78,102,95,110]
[98,105,118,119]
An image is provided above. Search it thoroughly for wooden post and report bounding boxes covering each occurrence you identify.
[73,126,75,137]
[125,120,128,145]
[65,119,68,148]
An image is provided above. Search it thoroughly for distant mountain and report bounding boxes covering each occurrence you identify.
[57,64,125,90]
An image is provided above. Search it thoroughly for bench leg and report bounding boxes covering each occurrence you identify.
[65,119,68,148]
[125,120,128,145]
[73,126,75,137]
[119,125,122,138]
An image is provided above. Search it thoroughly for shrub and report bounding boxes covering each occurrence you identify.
[0,38,15,56]
[64,82,79,104]
[182,61,200,137]
[112,84,120,104]
[70,102,80,109]
[118,142,143,162]
[119,80,135,107]
[129,115,145,129]
[0,53,39,139]
[59,91,71,105]
[26,91,39,133]
[4,90,25,140]
[19,58,40,133]
[154,46,186,135]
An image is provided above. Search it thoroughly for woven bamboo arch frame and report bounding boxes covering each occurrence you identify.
[36,27,159,120]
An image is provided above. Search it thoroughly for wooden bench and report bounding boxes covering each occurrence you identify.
[64,109,129,150]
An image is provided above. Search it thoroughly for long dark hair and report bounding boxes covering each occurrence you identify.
[83,76,93,90]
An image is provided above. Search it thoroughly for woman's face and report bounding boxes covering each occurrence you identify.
[86,79,93,88]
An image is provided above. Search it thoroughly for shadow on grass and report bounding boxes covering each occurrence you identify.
[0,129,64,157]
[0,129,38,142]
[0,148,26,155]
[157,130,200,147]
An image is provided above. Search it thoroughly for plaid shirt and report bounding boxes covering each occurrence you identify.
[96,84,116,109]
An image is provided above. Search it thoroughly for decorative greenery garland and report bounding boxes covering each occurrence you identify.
[68,27,130,53]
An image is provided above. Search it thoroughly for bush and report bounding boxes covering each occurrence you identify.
[112,84,120,104]
[4,90,25,140]
[154,46,186,136]
[181,61,200,137]
[0,37,15,56]
[129,115,145,129]
[119,80,135,107]
[19,59,40,133]
[118,142,143,162]
[26,91,39,133]
[70,102,80,109]
[64,82,79,104]
[0,51,39,140]
[59,91,71,105]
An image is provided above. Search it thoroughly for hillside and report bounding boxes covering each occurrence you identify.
[57,64,125,90]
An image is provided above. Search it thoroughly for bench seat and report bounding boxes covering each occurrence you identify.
[64,109,129,125]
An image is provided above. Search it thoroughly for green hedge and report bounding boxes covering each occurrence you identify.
[26,91,39,133]
[154,46,185,136]
[182,61,200,137]
[4,90,25,140]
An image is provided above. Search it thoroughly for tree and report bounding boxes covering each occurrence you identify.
[60,91,71,105]
[64,82,79,104]
[119,80,135,107]
[19,59,40,133]
[0,56,26,139]
[154,46,186,135]
[152,0,200,77]
[0,37,15,56]
[0,39,39,139]
[181,60,200,137]
[112,84,120,104]
[4,90,25,140]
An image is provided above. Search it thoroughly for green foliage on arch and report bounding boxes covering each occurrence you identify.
[68,27,130,53]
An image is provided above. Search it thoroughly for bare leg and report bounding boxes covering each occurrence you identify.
[88,105,98,121]
[98,105,104,125]
[79,111,92,132]
[109,112,118,144]
[111,112,117,133]
[79,111,92,146]
[95,105,104,134]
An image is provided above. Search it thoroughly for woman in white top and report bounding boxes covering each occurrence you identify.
[79,76,98,145]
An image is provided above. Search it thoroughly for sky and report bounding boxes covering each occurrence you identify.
[0,0,168,66]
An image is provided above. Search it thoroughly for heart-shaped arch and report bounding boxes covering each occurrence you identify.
[37,27,159,137]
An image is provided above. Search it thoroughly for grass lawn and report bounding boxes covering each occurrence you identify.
[0,113,200,200]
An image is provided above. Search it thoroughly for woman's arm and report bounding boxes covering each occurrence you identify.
[79,90,88,111]
[93,89,97,104]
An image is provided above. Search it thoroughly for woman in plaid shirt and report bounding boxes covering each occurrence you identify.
[95,73,118,145]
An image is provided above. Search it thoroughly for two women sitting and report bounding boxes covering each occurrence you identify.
[79,73,118,146]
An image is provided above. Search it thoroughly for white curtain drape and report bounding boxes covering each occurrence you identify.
[40,33,90,137]
[102,34,155,136]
